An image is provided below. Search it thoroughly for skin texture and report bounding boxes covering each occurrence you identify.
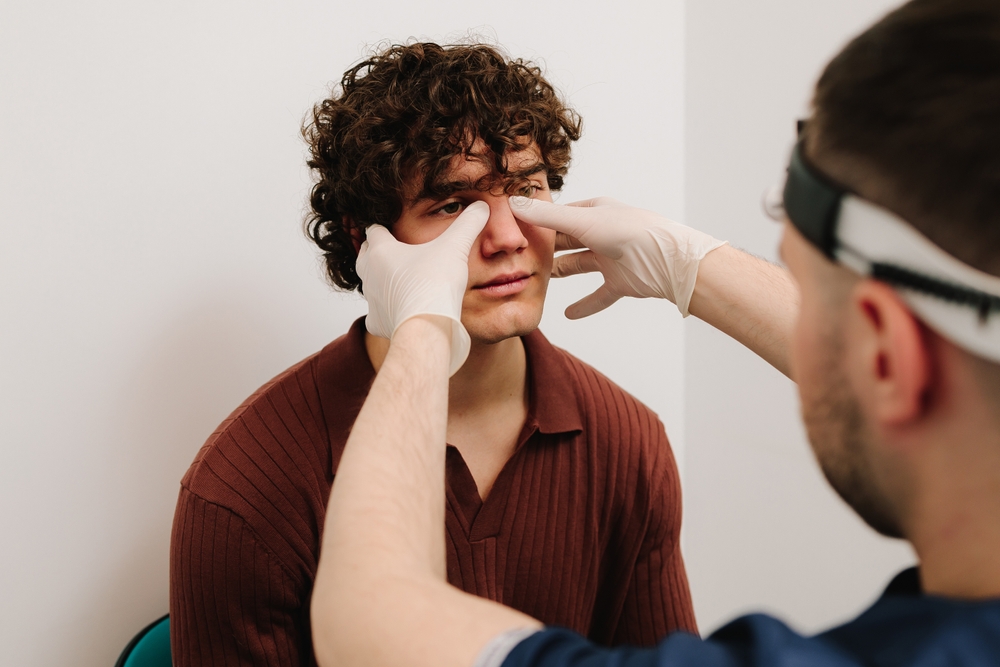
[688,244,798,377]
[781,225,904,538]
[364,143,555,500]
[781,222,1000,599]
[389,143,556,346]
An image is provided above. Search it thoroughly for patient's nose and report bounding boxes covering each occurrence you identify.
[479,198,528,257]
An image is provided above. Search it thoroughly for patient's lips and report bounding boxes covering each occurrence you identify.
[474,272,532,297]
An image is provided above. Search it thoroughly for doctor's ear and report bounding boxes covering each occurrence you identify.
[846,279,933,426]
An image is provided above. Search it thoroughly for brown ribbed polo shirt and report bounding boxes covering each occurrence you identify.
[170,318,696,666]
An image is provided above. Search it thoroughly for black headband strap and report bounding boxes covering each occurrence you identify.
[780,138,1000,324]
[782,141,844,259]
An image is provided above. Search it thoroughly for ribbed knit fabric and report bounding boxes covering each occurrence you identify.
[170,318,696,666]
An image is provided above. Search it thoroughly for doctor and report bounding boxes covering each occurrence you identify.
[311,0,1000,665]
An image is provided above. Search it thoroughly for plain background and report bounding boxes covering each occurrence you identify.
[1,1,910,665]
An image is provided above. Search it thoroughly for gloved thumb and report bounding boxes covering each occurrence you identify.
[356,224,395,277]
[565,283,621,320]
[438,201,490,255]
[362,224,397,252]
[366,223,395,241]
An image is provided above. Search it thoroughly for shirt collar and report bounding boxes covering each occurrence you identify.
[317,319,584,445]
[317,318,376,458]
[522,329,584,435]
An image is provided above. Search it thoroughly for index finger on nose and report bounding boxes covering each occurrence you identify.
[509,197,595,237]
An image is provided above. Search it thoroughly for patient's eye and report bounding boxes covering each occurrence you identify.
[516,183,541,198]
[431,200,464,216]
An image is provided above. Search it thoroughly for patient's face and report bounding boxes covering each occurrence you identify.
[391,143,556,345]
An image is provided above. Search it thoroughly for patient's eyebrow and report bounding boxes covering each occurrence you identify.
[511,163,547,180]
[414,176,478,202]
[411,162,547,203]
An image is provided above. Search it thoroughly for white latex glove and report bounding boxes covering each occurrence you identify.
[509,196,727,318]
[357,201,490,376]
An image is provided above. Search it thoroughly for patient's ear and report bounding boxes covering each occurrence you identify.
[345,217,364,255]
[846,279,932,426]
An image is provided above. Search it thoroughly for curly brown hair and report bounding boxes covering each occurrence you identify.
[303,42,583,291]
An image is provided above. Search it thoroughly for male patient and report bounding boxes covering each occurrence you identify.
[169,42,695,666]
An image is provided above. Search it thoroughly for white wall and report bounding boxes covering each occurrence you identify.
[0,2,684,665]
[682,0,915,635]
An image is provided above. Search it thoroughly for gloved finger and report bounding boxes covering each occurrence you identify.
[552,250,601,278]
[508,197,597,237]
[437,201,490,255]
[563,196,625,209]
[565,284,621,320]
[555,232,585,251]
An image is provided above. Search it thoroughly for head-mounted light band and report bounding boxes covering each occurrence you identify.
[779,138,1000,363]
[782,142,842,259]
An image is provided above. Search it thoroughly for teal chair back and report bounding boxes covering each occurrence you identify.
[115,614,171,667]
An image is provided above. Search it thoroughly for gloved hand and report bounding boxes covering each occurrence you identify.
[357,201,490,376]
[509,196,727,318]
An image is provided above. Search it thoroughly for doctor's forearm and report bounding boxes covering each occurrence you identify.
[687,245,799,378]
[311,316,540,667]
[312,316,451,664]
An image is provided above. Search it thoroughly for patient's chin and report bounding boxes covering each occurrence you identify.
[464,304,544,346]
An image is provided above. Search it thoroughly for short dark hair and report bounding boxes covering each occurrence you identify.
[303,42,582,291]
[806,0,1000,275]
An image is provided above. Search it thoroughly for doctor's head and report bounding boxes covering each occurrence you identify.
[783,0,1000,546]
[303,42,582,344]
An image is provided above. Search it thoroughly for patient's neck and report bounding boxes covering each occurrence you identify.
[452,336,527,411]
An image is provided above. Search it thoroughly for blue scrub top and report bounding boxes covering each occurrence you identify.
[502,569,1000,666]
